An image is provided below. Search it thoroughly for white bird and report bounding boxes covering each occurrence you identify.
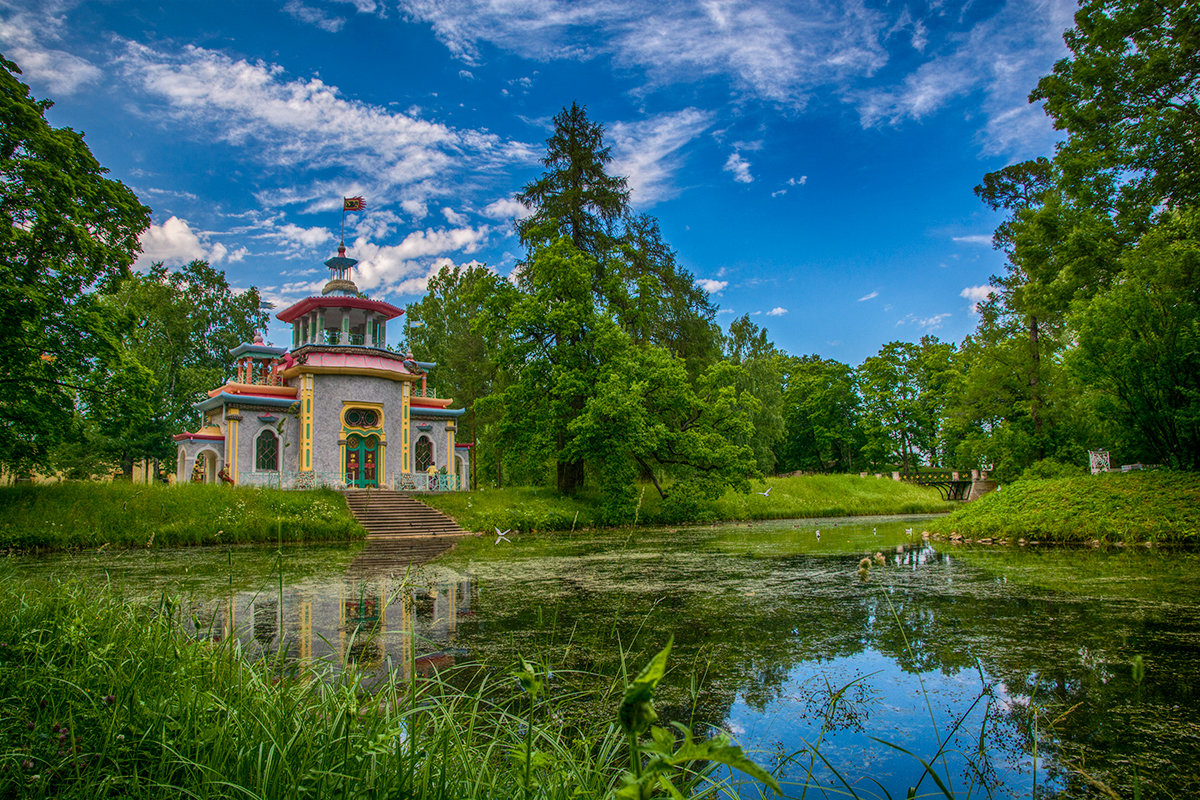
[756,486,772,497]
[494,527,513,545]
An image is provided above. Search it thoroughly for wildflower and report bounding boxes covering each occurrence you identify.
[22,760,32,770]
[26,721,34,731]
[104,694,115,705]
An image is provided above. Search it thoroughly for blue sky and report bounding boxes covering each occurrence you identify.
[2,0,1077,364]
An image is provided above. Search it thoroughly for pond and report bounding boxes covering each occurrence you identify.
[21,515,1200,799]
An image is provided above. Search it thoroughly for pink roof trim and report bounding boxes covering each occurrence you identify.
[276,295,404,323]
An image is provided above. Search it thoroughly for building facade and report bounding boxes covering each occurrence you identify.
[174,246,471,490]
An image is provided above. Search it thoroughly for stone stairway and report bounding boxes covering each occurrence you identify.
[343,489,470,539]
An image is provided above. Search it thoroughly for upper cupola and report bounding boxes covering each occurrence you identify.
[322,243,360,296]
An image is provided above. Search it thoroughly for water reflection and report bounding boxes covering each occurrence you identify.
[178,540,475,683]
[22,518,1200,799]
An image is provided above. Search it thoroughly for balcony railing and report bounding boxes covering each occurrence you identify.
[235,470,466,491]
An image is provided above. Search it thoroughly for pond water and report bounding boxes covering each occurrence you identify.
[21,515,1200,799]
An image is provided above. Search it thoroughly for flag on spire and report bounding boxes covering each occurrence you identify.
[343,196,366,212]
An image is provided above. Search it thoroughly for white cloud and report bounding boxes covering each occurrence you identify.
[137,216,236,268]
[397,0,888,107]
[348,225,490,293]
[897,312,952,331]
[952,234,994,245]
[787,176,807,186]
[283,0,346,32]
[766,307,788,316]
[695,278,728,294]
[858,290,879,302]
[853,0,1075,156]
[482,197,532,220]
[270,222,333,249]
[0,3,101,95]
[608,108,715,205]
[115,42,537,211]
[960,285,995,312]
[716,308,736,315]
[442,207,469,225]
[724,151,753,184]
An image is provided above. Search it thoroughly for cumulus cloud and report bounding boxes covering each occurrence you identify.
[442,207,469,225]
[724,151,753,184]
[694,278,728,294]
[482,197,532,221]
[269,222,334,249]
[137,216,238,268]
[960,284,995,312]
[766,307,788,316]
[348,225,489,293]
[608,108,714,205]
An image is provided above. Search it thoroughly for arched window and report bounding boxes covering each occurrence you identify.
[414,435,433,472]
[256,429,279,471]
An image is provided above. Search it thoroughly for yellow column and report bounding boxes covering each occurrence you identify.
[401,382,411,472]
[446,421,456,488]
[300,374,313,471]
[227,410,240,483]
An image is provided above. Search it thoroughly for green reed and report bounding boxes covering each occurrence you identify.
[0,576,779,800]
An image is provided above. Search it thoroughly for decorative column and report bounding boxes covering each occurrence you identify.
[446,421,456,488]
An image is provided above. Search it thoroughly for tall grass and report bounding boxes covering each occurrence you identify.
[425,474,951,533]
[0,482,365,551]
[0,577,776,800]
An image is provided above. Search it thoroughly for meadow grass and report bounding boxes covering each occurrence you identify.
[927,470,1200,543]
[0,576,777,800]
[424,473,952,533]
[0,482,365,551]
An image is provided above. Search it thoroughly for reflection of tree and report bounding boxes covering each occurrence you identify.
[447,540,1200,798]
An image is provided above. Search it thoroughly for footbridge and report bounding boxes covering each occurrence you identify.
[905,470,997,502]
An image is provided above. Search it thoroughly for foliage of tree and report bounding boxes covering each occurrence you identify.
[516,102,628,260]
[722,315,784,474]
[959,0,1200,474]
[77,261,267,477]
[1032,0,1200,221]
[405,262,509,452]
[1069,209,1200,468]
[0,56,150,474]
[777,356,861,474]
[856,338,957,476]
[503,104,734,493]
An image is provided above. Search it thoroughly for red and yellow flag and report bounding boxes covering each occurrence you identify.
[343,196,366,212]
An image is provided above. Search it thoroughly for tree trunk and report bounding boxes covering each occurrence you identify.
[556,459,584,493]
[1028,315,1044,460]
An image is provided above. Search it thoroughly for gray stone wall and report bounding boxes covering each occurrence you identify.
[310,374,404,475]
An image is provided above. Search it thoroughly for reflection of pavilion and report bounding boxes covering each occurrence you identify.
[193,563,476,682]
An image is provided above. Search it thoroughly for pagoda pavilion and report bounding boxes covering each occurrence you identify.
[173,246,471,490]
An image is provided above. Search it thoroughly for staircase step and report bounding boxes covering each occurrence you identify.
[342,489,470,540]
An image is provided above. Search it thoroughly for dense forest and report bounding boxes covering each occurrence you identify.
[3,0,1196,512]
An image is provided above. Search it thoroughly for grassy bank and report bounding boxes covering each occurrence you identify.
[424,473,951,533]
[928,470,1200,543]
[0,577,774,800]
[0,482,365,551]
